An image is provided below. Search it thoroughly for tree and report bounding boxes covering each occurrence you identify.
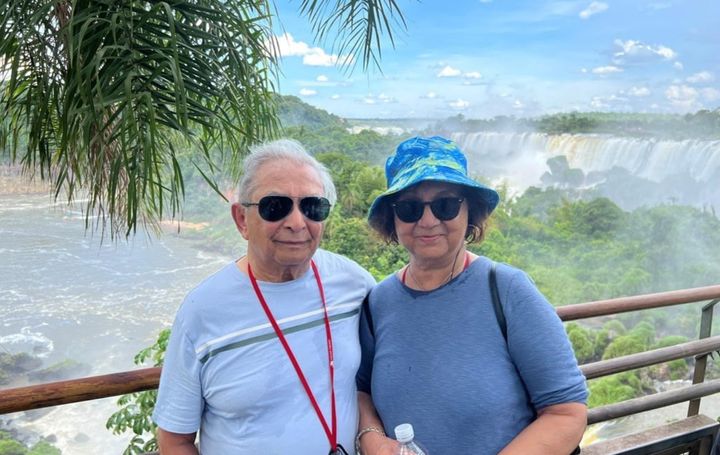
[0,0,408,237]
[566,322,595,363]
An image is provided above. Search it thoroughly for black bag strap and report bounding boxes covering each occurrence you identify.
[489,261,508,341]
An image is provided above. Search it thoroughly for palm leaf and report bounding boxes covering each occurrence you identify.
[1,0,278,237]
[0,0,408,237]
[299,0,407,71]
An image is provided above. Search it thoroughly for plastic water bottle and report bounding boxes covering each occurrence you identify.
[393,423,427,455]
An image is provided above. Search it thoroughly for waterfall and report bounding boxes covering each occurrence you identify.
[452,132,720,183]
[451,132,720,208]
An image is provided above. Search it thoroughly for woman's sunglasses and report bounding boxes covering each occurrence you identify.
[391,197,465,223]
[242,196,331,222]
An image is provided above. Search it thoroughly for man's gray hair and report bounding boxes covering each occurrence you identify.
[237,139,337,205]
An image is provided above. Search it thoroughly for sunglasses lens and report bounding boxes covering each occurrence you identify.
[431,197,463,220]
[258,196,293,222]
[393,197,463,223]
[300,197,331,222]
[393,200,424,223]
[256,196,331,222]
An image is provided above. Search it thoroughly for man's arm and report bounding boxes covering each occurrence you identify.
[157,428,199,455]
[499,402,587,455]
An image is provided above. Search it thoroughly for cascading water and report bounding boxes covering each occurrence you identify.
[451,132,720,209]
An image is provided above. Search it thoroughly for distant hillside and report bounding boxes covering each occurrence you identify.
[430,110,720,140]
[276,96,720,140]
[275,95,347,130]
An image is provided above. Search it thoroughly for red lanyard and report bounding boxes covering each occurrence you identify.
[247,260,338,452]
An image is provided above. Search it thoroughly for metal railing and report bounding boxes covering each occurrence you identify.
[555,285,720,425]
[1,284,720,436]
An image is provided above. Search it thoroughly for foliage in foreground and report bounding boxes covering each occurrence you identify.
[106,329,170,454]
[0,431,60,455]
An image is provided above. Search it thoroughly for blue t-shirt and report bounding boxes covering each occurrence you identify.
[154,249,375,454]
[357,257,588,454]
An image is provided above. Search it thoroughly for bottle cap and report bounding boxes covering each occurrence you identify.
[394,423,415,443]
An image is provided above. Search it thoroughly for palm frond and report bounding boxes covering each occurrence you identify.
[298,0,408,72]
[1,0,279,237]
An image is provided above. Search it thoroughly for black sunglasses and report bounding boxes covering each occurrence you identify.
[242,196,331,222]
[392,197,465,223]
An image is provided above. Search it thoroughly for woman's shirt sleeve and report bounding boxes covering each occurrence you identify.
[501,267,589,410]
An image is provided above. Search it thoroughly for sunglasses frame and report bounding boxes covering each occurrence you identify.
[391,196,465,223]
[242,195,331,222]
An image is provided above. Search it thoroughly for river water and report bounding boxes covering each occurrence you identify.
[0,192,236,454]
[1,192,719,453]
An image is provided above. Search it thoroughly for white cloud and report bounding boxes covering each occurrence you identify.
[273,33,353,67]
[655,46,676,59]
[592,65,623,74]
[580,68,588,73]
[316,75,329,82]
[579,2,608,19]
[437,65,462,77]
[513,100,525,109]
[674,61,684,70]
[464,71,482,79]
[299,88,317,97]
[303,52,351,67]
[377,93,398,103]
[272,33,309,57]
[449,99,470,110]
[361,93,398,104]
[590,94,629,110]
[701,88,720,102]
[666,84,698,110]
[686,71,714,84]
[628,86,651,97]
[590,96,609,109]
[613,39,677,65]
[422,91,437,99]
[331,94,341,100]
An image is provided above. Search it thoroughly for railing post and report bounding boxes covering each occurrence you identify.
[688,298,718,417]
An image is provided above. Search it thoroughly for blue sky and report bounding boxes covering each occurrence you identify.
[270,0,720,119]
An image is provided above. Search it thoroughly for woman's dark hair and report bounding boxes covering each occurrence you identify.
[369,189,491,244]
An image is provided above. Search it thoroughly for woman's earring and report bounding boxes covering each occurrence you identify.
[466,224,481,243]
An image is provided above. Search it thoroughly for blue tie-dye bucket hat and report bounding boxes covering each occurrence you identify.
[367,136,499,230]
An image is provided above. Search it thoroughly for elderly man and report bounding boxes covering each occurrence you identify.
[153,139,375,454]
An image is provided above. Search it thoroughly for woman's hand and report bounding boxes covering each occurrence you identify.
[359,431,400,455]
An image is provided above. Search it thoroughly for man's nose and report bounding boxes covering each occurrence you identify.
[283,202,307,229]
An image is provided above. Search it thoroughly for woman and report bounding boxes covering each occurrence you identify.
[355,136,588,455]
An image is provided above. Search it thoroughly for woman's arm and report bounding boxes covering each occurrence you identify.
[357,391,398,455]
[498,402,587,455]
[157,428,199,455]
